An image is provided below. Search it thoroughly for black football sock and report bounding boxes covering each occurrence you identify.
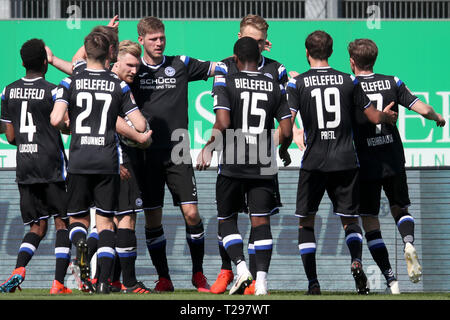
[116,228,137,287]
[366,230,395,282]
[298,226,318,285]
[97,230,116,284]
[145,225,170,279]
[16,232,41,268]
[186,220,205,274]
[54,229,71,284]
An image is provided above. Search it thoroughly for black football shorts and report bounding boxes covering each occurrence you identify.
[134,149,198,210]
[295,168,360,218]
[216,174,279,220]
[117,162,144,215]
[18,181,68,225]
[66,173,119,217]
[359,170,411,216]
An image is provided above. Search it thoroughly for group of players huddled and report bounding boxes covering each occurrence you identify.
[0,14,445,296]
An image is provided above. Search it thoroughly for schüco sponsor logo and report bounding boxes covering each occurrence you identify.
[140,77,176,85]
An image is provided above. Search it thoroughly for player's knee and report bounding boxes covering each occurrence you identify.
[361,216,380,233]
[30,220,48,239]
[182,206,200,225]
[299,215,315,228]
[390,205,408,220]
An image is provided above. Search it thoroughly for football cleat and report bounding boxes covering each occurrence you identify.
[96,282,110,294]
[210,269,234,294]
[154,277,174,292]
[0,267,25,293]
[387,279,400,295]
[75,239,90,281]
[351,260,370,295]
[192,272,210,293]
[306,282,321,295]
[110,280,122,293]
[50,280,72,294]
[404,242,422,283]
[243,280,255,295]
[122,281,154,294]
[229,269,252,295]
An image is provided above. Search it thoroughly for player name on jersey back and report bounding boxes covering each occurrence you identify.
[303,74,344,87]
[234,78,273,92]
[74,78,115,92]
[9,88,45,100]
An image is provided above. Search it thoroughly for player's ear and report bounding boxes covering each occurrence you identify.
[138,35,144,45]
[237,32,242,39]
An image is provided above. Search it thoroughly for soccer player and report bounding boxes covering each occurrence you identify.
[129,16,220,292]
[0,39,71,294]
[50,31,149,294]
[209,14,290,295]
[197,36,292,295]
[286,31,398,295]
[347,38,446,292]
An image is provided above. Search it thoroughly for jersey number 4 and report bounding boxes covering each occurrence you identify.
[311,87,341,129]
[75,92,112,134]
[20,101,36,142]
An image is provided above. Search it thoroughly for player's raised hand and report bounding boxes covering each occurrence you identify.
[383,101,398,125]
[196,147,212,171]
[264,40,272,52]
[289,71,300,79]
[435,114,446,127]
[45,46,54,64]
[107,15,120,29]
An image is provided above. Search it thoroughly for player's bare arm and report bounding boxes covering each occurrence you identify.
[45,46,73,75]
[364,101,398,126]
[411,100,446,127]
[277,118,293,167]
[196,108,230,171]
[116,115,152,148]
[50,101,69,131]
[4,122,15,145]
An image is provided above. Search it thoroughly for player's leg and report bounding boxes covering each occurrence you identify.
[295,169,324,295]
[384,171,422,283]
[247,179,279,296]
[66,174,92,289]
[166,162,209,292]
[216,175,252,295]
[109,222,122,292]
[1,184,47,293]
[330,169,369,294]
[140,151,173,291]
[359,179,399,294]
[93,174,120,294]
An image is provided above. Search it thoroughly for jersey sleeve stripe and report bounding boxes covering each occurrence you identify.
[0,119,12,123]
[280,114,292,120]
[213,106,231,111]
[214,62,228,75]
[289,107,298,113]
[60,78,72,89]
[55,98,69,105]
[287,79,297,88]
[408,97,419,109]
[124,106,139,115]
[363,100,371,109]
[278,66,287,80]
[180,55,190,66]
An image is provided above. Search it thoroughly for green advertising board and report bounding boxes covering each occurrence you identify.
[0,19,449,167]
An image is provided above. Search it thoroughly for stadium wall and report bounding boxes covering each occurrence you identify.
[0,167,449,292]
[0,19,449,167]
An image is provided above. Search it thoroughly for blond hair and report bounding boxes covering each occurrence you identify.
[137,16,165,37]
[240,14,269,34]
[118,40,142,59]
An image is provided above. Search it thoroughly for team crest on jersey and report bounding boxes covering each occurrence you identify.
[264,73,273,79]
[135,198,143,208]
[165,67,176,77]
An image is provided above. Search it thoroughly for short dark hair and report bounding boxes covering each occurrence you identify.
[84,32,110,63]
[233,37,260,64]
[305,30,333,60]
[348,38,378,71]
[20,38,47,71]
[91,25,119,62]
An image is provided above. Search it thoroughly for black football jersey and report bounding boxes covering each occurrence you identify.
[353,73,419,179]
[214,55,288,87]
[130,55,212,150]
[287,66,371,172]
[1,77,67,184]
[56,68,138,174]
[213,71,291,179]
